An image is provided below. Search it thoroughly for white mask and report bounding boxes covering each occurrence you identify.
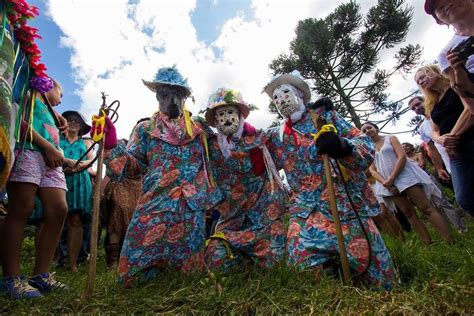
[215,105,240,136]
[272,84,305,118]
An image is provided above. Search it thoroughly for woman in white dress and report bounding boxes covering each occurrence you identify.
[361,122,452,245]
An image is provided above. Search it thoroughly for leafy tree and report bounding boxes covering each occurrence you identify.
[269,0,422,128]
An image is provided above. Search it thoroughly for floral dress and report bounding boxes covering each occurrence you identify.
[268,109,396,290]
[105,112,223,287]
[205,129,287,270]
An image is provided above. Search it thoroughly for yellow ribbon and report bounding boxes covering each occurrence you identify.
[91,109,106,142]
[184,107,193,138]
[206,232,235,259]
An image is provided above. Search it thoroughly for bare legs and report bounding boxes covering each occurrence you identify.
[389,185,452,244]
[373,203,404,241]
[33,188,68,275]
[1,183,37,276]
[1,183,67,277]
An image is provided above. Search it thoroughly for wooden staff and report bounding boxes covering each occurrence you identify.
[83,94,108,299]
[310,111,351,285]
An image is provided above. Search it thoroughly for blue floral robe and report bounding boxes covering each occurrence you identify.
[105,112,222,287]
[268,109,396,290]
[205,129,287,269]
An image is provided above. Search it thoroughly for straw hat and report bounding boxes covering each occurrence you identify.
[205,88,250,127]
[142,65,192,97]
[263,70,311,105]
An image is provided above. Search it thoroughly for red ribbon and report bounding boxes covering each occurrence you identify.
[283,120,298,146]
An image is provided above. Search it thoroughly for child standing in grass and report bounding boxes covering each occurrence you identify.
[0,78,69,299]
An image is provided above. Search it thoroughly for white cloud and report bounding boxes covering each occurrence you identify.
[46,0,454,144]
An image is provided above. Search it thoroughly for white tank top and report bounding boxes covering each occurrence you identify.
[374,136,438,197]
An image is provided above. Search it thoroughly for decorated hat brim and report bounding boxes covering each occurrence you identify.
[62,110,91,136]
[263,73,311,105]
[205,102,250,127]
[142,79,192,96]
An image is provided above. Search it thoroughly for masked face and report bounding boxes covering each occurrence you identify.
[272,84,303,118]
[215,105,240,136]
[156,86,187,119]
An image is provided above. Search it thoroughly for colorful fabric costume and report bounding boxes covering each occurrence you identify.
[205,128,287,269]
[105,112,222,287]
[269,109,396,290]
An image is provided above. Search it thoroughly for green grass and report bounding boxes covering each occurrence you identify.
[1,224,473,314]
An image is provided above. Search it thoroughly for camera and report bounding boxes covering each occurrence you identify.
[451,36,474,61]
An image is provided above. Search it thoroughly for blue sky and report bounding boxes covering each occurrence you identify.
[29,0,80,112]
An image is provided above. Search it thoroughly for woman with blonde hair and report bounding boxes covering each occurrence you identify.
[415,64,474,216]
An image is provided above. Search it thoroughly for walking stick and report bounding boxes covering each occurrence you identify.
[83,92,118,299]
[310,111,351,285]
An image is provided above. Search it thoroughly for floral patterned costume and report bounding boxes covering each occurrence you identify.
[205,129,287,270]
[105,112,222,287]
[269,109,396,290]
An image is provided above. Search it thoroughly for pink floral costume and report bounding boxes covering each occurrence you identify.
[105,112,223,287]
[269,109,397,290]
[205,128,287,270]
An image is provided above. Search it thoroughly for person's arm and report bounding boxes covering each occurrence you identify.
[450,107,474,136]
[104,121,148,181]
[54,111,68,135]
[384,136,406,188]
[321,110,375,171]
[426,141,450,181]
[369,163,385,184]
[20,121,64,168]
[431,120,460,150]
[416,151,426,169]
[447,51,474,111]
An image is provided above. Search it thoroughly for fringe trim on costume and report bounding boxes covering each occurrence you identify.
[184,108,193,138]
[201,132,215,189]
[0,127,11,189]
[261,144,286,194]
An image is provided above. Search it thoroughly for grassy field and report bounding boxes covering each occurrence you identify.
[0,224,473,314]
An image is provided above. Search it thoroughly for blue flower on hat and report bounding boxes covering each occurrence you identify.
[142,65,192,95]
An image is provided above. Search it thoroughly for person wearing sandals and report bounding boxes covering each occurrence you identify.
[0,79,69,299]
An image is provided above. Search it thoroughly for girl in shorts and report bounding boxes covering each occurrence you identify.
[0,79,69,299]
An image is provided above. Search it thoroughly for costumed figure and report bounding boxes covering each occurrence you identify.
[101,119,148,268]
[204,88,287,270]
[103,66,222,287]
[264,71,396,290]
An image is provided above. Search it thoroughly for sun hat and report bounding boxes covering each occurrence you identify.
[142,65,192,97]
[263,70,311,105]
[62,111,91,136]
[205,88,250,127]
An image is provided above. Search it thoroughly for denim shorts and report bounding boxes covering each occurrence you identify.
[8,149,67,191]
